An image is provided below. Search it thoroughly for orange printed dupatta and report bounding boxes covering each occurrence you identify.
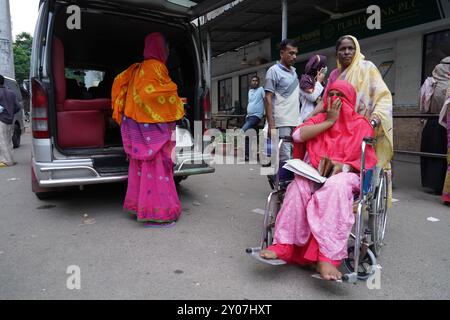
[112,59,185,125]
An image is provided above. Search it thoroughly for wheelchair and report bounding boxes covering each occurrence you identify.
[246,135,389,283]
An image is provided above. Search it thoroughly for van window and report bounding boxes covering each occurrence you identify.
[65,68,106,99]
[65,69,105,89]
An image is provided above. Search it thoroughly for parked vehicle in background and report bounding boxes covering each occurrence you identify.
[3,77,24,148]
[21,80,31,123]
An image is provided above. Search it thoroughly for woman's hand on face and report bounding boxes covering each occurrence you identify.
[326,97,341,124]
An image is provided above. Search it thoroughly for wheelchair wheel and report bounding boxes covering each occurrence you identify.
[370,171,388,257]
[261,191,280,249]
[343,246,377,280]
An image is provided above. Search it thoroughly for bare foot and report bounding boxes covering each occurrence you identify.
[316,261,342,281]
[259,249,278,260]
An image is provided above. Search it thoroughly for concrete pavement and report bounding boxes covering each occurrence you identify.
[0,132,449,299]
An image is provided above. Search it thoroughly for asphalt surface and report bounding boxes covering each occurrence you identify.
[0,132,449,300]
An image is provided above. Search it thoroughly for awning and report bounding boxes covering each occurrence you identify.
[200,0,376,57]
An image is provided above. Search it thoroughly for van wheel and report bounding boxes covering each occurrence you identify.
[12,123,21,148]
[174,176,187,185]
[35,192,55,200]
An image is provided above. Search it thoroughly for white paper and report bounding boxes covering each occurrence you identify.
[283,159,327,184]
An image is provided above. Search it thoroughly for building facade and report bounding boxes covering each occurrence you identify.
[210,0,450,151]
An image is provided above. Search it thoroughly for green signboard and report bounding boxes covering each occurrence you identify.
[271,0,444,60]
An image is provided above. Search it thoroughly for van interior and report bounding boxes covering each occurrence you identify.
[51,3,199,154]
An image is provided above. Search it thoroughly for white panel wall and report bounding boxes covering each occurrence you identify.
[393,35,423,106]
[211,39,272,77]
[363,41,396,94]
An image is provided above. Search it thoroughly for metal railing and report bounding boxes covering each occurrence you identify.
[393,113,446,159]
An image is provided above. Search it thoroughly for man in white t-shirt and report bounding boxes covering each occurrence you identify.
[264,39,301,178]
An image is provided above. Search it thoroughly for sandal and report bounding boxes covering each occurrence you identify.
[143,221,176,228]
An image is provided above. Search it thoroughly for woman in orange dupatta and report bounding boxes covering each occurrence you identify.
[112,32,185,227]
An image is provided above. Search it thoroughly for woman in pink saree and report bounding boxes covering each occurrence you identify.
[260,80,377,281]
[112,33,185,227]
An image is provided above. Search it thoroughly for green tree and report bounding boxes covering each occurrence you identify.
[13,32,33,84]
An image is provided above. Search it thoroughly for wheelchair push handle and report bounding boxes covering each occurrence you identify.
[370,119,379,128]
[279,135,293,143]
[363,119,379,146]
[363,137,376,145]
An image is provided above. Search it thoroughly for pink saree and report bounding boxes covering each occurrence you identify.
[443,109,450,204]
[268,172,359,266]
[121,116,181,223]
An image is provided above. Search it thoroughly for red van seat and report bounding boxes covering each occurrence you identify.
[52,36,111,148]
[63,98,111,112]
[57,110,105,148]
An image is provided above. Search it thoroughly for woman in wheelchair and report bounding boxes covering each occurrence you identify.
[260,80,377,281]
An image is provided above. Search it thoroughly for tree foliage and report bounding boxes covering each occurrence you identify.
[13,32,33,84]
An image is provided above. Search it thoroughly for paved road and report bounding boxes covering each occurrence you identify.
[0,132,449,299]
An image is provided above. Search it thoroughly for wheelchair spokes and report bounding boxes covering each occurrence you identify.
[261,191,280,249]
[370,170,389,257]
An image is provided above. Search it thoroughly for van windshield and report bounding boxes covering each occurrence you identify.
[65,68,106,99]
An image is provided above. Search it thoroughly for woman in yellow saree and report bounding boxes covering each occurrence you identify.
[312,35,394,204]
[112,32,185,227]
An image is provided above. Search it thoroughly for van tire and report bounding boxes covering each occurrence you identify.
[174,176,187,185]
[12,122,21,148]
[35,191,55,200]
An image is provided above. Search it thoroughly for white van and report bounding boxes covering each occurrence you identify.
[31,0,222,199]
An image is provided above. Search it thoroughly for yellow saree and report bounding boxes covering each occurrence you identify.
[331,35,394,205]
[335,35,394,169]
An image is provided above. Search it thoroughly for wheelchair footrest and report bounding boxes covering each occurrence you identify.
[311,273,344,283]
[245,247,287,266]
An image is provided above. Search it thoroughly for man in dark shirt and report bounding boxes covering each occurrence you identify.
[0,75,22,167]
